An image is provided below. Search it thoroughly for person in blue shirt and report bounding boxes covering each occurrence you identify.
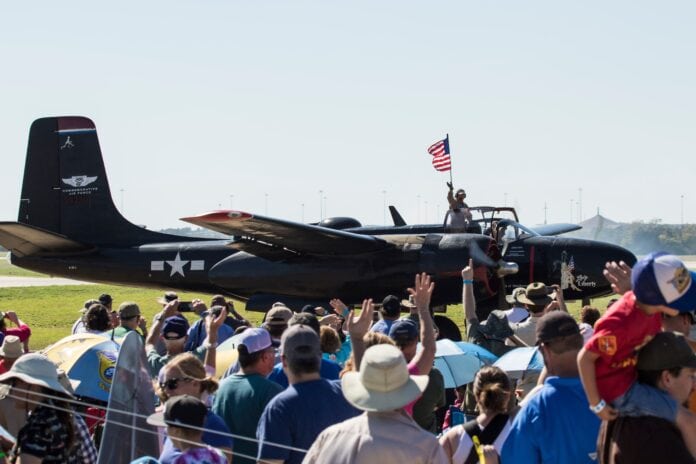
[267,313,341,388]
[256,325,359,464]
[501,311,600,464]
[370,295,403,335]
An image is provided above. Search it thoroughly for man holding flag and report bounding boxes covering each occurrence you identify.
[427,135,472,230]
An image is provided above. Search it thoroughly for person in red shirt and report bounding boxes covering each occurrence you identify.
[578,252,696,458]
[0,311,31,353]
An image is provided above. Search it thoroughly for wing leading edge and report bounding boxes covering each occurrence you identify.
[181,211,393,256]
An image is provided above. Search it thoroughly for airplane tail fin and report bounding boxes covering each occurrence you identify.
[388,206,407,226]
[16,117,185,248]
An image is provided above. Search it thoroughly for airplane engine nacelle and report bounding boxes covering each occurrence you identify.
[317,217,362,230]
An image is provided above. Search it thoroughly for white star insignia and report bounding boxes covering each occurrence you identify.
[166,252,189,277]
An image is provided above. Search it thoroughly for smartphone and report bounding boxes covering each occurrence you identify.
[177,301,193,312]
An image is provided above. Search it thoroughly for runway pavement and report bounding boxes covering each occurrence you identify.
[0,276,95,287]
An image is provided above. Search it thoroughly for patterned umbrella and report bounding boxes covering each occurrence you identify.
[42,333,119,402]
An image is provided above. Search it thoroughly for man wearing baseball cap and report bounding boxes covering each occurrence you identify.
[578,252,696,457]
[502,311,600,463]
[599,331,696,463]
[256,325,359,464]
[212,328,282,464]
[370,295,403,335]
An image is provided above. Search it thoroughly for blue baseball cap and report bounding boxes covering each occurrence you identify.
[632,252,696,313]
[162,315,189,339]
[388,319,419,343]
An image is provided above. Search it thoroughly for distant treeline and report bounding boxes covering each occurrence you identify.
[570,221,696,255]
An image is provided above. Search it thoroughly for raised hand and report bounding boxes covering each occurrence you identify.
[347,299,374,339]
[603,261,632,295]
[461,258,474,282]
[408,272,435,312]
[329,298,349,316]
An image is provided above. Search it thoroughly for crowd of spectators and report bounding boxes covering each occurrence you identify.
[1,252,696,463]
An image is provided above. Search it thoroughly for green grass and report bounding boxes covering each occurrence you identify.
[0,284,265,350]
[0,255,45,277]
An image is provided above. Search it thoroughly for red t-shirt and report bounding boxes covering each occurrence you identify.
[584,291,662,402]
[4,324,31,342]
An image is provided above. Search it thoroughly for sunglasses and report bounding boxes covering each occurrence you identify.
[159,377,193,391]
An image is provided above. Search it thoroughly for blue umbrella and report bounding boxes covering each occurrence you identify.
[434,339,486,388]
[43,334,120,402]
[453,341,499,365]
[493,346,544,379]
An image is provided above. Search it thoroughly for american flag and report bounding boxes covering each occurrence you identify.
[427,136,451,172]
[568,256,576,271]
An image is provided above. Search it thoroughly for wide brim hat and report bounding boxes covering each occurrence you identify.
[0,353,73,397]
[0,336,23,358]
[516,282,555,307]
[506,287,526,305]
[341,344,429,412]
[477,310,514,340]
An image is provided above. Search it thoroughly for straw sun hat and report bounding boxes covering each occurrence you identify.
[341,344,429,412]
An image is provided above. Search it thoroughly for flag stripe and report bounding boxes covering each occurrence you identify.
[427,136,451,172]
[432,154,451,172]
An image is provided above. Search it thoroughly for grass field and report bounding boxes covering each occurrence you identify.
[0,252,614,350]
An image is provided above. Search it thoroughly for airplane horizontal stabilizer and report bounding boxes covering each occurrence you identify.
[181,211,392,256]
[0,222,92,257]
[531,223,582,236]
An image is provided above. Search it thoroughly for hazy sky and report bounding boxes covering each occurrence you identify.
[1,1,694,231]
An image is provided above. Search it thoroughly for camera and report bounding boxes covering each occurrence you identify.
[177,301,193,312]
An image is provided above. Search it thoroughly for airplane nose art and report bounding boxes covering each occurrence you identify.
[549,239,636,298]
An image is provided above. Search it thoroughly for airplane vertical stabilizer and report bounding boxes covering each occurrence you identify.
[18,117,190,247]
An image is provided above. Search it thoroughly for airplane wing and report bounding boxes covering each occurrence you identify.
[0,222,93,257]
[531,223,582,236]
[181,211,393,256]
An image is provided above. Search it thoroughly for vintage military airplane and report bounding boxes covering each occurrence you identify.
[0,117,635,318]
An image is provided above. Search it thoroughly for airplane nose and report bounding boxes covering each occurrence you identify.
[546,238,636,298]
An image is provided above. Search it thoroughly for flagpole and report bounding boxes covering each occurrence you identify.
[446,133,453,186]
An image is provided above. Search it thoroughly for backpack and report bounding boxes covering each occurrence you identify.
[461,413,509,464]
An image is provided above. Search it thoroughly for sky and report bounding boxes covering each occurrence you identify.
[1,1,694,231]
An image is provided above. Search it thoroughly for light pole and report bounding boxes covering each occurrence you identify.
[319,190,323,220]
[416,195,421,223]
[382,190,387,225]
[301,203,305,223]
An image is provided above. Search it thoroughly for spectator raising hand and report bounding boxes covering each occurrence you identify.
[347,299,374,369]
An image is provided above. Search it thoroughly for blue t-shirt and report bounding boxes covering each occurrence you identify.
[267,359,341,389]
[159,410,232,464]
[370,319,394,335]
[501,376,600,464]
[256,379,360,464]
[184,315,235,351]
